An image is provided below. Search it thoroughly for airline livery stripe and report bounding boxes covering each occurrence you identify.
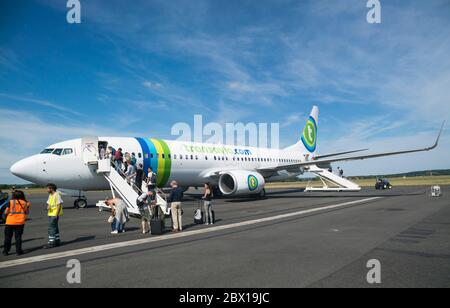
[158,139,172,186]
[135,137,150,173]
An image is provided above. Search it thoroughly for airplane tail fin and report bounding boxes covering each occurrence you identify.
[283,106,319,156]
[299,106,319,155]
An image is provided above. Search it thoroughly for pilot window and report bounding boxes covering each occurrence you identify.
[41,148,54,154]
[62,148,73,155]
[52,148,63,156]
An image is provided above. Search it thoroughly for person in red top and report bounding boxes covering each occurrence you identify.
[3,190,30,256]
[114,148,124,172]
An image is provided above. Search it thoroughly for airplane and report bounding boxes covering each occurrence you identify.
[9,106,444,208]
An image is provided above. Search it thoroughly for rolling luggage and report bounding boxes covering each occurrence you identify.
[150,205,164,235]
[194,207,204,224]
[209,210,215,224]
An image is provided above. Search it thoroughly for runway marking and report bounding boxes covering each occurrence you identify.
[0,197,381,269]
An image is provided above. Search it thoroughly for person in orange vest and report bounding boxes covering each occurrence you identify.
[44,183,63,249]
[2,190,30,256]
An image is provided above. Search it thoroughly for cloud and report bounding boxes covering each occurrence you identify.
[142,81,163,89]
[281,113,305,128]
[0,93,83,117]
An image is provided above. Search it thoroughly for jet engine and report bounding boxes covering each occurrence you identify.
[218,170,265,196]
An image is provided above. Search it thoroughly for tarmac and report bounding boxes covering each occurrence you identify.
[0,185,449,287]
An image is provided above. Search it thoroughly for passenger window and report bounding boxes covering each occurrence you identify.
[174,154,177,159]
[138,153,142,158]
[52,148,63,156]
[205,156,208,160]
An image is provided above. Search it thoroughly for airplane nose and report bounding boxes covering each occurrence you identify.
[10,156,40,182]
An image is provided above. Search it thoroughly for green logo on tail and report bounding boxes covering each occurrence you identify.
[301,116,317,152]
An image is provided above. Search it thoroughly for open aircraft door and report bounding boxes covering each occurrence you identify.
[81,136,99,165]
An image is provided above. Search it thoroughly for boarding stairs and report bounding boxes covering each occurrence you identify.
[304,165,361,192]
[94,159,170,217]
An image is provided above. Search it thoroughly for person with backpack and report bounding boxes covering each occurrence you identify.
[2,190,30,256]
[202,182,214,225]
[136,190,155,234]
[146,167,157,190]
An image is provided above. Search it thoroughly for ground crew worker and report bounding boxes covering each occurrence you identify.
[167,180,184,233]
[2,190,30,256]
[45,183,63,249]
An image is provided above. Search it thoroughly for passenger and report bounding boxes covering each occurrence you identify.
[99,147,106,160]
[134,163,144,193]
[125,162,136,186]
[114,148,123,172]
[124,152,131,165]
[44,183,63,249]
[146,167,157,190]
[2,190,30,256]
[136,191,155,234]
[105,198,128,234]
[167,180,183,233]
[202,183,214,225]
[131,152,137,166]
[105,146,113,159]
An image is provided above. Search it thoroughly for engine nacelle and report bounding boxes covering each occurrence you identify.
[218,170,265,196]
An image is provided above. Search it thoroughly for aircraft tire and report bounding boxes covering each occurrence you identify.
[74,198,87,209]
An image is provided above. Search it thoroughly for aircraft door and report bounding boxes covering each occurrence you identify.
[82,136,99,165]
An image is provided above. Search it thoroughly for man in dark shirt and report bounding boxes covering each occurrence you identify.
[167,181,183,232]
[135,163,144,192]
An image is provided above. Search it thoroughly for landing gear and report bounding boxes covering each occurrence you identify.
[212,186,223,199]
[74,198,88,209]
[258,188,266,199]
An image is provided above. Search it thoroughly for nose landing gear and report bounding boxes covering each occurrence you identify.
[73,190,88,208]
[74,198,88,209]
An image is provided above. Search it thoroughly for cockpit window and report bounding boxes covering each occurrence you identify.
[62,148,73,155]
[52,148,63,156]
[41,148,54,154]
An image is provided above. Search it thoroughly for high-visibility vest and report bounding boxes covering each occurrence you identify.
[47,192,63,217]
[5,200,30,226]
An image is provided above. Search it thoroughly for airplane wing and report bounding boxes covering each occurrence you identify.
[313,148,369,160]
[258,122,445,174]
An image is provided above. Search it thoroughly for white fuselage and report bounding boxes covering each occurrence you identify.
[10,136,308,191]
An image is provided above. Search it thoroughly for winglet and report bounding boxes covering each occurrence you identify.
[429,121,445,150]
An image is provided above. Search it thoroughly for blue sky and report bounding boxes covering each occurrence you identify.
[1,0,449,184]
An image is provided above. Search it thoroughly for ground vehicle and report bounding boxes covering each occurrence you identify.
[375,178,393,190]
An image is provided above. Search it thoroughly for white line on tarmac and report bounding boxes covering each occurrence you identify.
[0,197,381,269]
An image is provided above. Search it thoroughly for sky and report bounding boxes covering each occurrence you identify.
[0,0,449,184]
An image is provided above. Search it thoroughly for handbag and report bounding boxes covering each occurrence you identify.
[107,215,115,224]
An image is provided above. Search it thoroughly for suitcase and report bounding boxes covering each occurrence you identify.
[151,218,164,235]
[209,210,215,224]
[194,208,204,224]
[150,205,164,235]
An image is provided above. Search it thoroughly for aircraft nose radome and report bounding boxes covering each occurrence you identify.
[10,157,37,181]
[10,160,26,177]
